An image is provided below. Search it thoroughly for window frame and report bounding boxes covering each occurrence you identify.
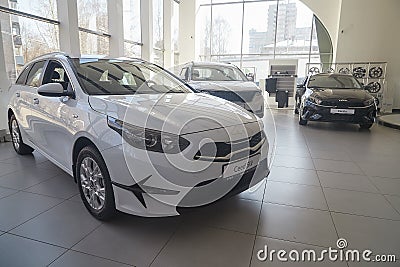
[26,60,46,88]
[15,64,32,85]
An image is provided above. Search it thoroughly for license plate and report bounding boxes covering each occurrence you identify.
[223,154,260,179]
[330,108,355,115]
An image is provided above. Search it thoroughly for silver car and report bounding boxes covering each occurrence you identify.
[179,62,265,118]
[7,53,269,219]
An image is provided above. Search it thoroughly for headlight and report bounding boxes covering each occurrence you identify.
[363,98,375,106]
[107,117,190,154]
[307,97,322,105]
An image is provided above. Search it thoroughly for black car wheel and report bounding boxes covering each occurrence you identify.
[298,108,308,126]
[359,123,373,129]
[8,114,34,155]
[76,146,116,220]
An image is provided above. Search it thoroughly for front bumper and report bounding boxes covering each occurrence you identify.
[102,125,269,217]
[303,102,376,124]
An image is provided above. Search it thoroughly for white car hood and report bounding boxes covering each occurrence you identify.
[189,81,260,92]
[89,93,258,134]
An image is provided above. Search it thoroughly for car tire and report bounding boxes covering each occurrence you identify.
[8,114,34,155]
[76,146,116,220]
[359,123,373,129]
[298,109,308,126]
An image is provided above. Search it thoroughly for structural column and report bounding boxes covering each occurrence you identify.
[163,0,174,69]
[140,0,153,61]
[0,23,11,133]
[108,0,125,57]
[178,0,196,64]
[57,0,80,57]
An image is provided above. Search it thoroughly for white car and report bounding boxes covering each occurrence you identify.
[179,62,265,118]
[7,53,269,219]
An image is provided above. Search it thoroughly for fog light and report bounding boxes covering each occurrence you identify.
[310,114,322,120]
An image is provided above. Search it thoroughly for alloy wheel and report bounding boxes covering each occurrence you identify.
[80,157,106,210]
[11,120,20,150]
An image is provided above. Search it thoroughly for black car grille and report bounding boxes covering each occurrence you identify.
[194,131,265,162]
[209,91,257,103]
[320,99,365,108]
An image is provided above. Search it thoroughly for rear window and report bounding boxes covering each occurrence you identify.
[15,65,32,85]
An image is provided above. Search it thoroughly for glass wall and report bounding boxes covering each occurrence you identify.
[0,0,59,82]
[77,0,109,55]
[123,0,141,58]
[152,0,164,66]
[8,0,58,20]
[196,0,332,81]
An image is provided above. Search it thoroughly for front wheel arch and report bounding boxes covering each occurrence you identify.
[72,137,99,183]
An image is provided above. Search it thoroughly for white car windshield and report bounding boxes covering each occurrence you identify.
[308,74,362,89]
[72,59,192,95]
[191,65,247,82]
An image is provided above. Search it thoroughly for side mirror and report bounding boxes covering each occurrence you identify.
[246,74,255,82]
[37,83,73,97]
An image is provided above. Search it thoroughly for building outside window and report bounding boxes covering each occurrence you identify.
[196,0,332,80]
[152,0,164,66]
[123,0,142,58]
[0,0,59,81]
[77,0,109,55]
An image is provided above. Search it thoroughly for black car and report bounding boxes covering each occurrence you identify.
[295,73,377,129]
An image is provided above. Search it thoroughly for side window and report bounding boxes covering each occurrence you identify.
[26,61,46,87]
[42,61,71,91]
[16,65,32,85]
[179,67,188,80]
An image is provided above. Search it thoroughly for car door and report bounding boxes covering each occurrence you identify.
[12,64,32,131]
[18,61,46,142]
[30,60,78,168]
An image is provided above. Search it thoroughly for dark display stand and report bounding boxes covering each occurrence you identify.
[265,65,297,108]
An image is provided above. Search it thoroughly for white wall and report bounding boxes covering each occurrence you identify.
[300,0,342,60]
[336,0,400,109]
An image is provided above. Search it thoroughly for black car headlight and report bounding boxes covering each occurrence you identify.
[307,97,322,105]
[363,98,375,107]
[107,116,190,154]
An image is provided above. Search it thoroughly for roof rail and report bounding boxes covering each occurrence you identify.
[31,52,69,61]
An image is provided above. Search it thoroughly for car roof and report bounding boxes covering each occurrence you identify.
[25,52,148,67]
[189,61,237,67]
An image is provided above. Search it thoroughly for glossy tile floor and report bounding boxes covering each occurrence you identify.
[0,110,399,266]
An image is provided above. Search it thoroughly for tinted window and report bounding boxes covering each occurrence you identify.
[26,61,46,87]
[308,75,362,89]
[71,59,191,95]
[42,61,71,91]
[16,65,32,85]
[191,65,247,82]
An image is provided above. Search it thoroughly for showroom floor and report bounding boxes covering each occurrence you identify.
[0,110,399,267]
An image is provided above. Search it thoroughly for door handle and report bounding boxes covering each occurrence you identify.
[33,98,39,105]
[16,92,20,97]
